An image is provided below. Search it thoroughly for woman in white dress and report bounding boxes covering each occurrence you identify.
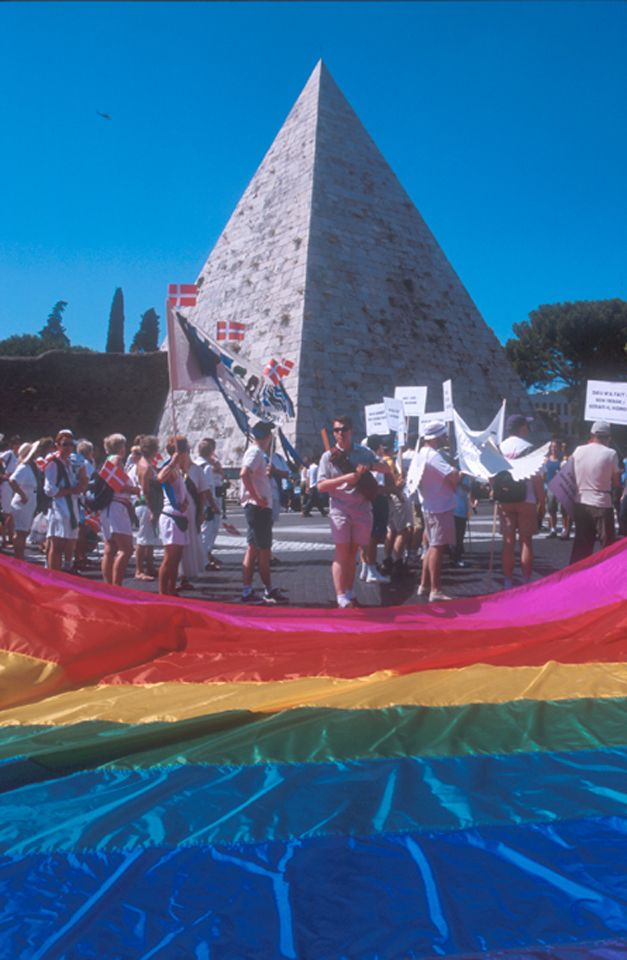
[100,434,140,586]
[9,441,39,561]
[44,430,88,572]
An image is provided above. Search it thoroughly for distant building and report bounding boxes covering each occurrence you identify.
[529,387,578,438]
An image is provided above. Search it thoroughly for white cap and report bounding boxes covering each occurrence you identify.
[422,420,448,440]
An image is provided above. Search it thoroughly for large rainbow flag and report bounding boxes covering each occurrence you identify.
[1,541,627,958]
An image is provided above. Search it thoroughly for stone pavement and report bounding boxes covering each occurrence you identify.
[21,501,583,608]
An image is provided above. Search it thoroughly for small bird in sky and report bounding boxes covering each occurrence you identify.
[96,111,112,120]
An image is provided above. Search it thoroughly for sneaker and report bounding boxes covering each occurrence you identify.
[559,532,570,540]
[241,590,264,604]
[546,530,557,539]
[348,597,363,608]
[263,587,289,606]
[417,584,429,597]
[379,557,394,576]
[429,590,452,602]
[366,569,391,584]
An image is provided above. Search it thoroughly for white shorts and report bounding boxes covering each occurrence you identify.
[10,502,37,534]
[135,504,162,547]
[47,504,79,541]
[159,511,189,547]
[101,500,133,541]
[424,509,455,547]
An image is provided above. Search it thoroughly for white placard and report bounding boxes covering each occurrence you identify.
[383,397,405,433]
[394,386,427,418]
[365,402,388,435]
[442,379,453,419]
[584,380,627,426]
[548,457,576,516]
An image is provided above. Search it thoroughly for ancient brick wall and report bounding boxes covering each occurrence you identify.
[0,351,169,451]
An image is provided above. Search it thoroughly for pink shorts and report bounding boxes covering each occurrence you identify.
[329,507,372,546]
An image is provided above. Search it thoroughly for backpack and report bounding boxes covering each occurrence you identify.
[84,471,114,513]
[492,470,528,504]
[30,461,51,514]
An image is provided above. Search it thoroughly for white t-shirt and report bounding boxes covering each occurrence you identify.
[571,443,619,508]
[500,435,536,504]
[240,445,273,506]
[419,447,456,513]
[10,462,37,512]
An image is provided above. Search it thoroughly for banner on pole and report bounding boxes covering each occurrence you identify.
[584,380,627,426]
[394,386,427,418]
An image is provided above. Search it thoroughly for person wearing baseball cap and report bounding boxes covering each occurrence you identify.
[570,420,621,563]
[415,420,459,602]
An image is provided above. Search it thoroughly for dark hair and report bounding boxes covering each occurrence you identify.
[166,434,189,456]
[140,435,159,458]
[333,415,352,430]
[198,437,216,458]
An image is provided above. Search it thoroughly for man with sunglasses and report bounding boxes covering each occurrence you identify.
[318,415,391,608]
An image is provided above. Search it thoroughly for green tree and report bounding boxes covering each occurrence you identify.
[0,333,45,356]
[39,300,70,349]
[505,299,627,391]
[106,287,125,353]
[130,308,160,353]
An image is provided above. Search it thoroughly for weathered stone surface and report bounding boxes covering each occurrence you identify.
[0,351,169,450]
[161,61,531,463]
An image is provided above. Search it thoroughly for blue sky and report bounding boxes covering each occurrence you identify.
[1,1,625,351]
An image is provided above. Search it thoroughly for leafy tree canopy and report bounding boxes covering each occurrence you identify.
[0,300,90,356]
[130,308,160,353]
[505,299,627,391]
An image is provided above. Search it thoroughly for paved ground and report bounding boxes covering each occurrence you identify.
[20,501,583,608]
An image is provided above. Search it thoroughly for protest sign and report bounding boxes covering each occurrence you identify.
[584,380,627,426]
[394,386,427,418]
[384,397,405,433]
[443,380,454,421]
[548,457,576,516]
[365,402,388,435]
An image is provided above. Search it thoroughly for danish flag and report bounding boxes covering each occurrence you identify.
[264,357,294,384]
[216,319,246,342]
[167,284,197,308]
[99,457,129,494]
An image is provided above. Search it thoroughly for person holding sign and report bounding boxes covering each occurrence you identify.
[318,415,391,608]
[570,421,621,564]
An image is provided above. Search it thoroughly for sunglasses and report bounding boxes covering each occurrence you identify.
[333,426,350,434]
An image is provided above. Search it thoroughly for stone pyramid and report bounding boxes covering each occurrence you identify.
[161,60,531,463]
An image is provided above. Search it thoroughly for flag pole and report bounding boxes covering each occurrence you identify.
[165,301,180,437]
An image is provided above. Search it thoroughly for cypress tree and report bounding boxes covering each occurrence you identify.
[130,308,160,352]
[106,287,125,353]
[39,300,70,349]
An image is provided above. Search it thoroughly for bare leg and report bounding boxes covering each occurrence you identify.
[48,537,67,571]
[427,545,445,593]
[159,544,183,595]
[520,535,533,580]
[111,533,133,586]
[242,545,258,588]
[102,539,115,584]
[13,530,27,561]
[257,548,272,590]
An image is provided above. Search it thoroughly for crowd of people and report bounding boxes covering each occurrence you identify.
[0,413,625,608]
